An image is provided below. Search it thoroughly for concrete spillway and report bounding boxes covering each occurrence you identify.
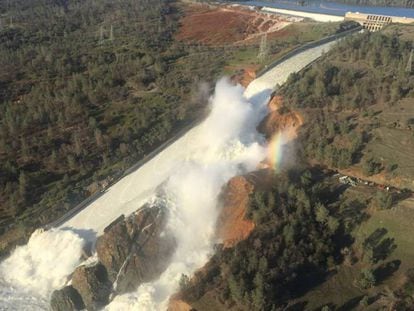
[0,38,341,311]
[60,39,338,237]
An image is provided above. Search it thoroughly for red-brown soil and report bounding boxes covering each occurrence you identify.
[168,92,304,309]
[214,95,304,249]
[258,95,303,141]
[231,65,258,87]
[168,298,192,311]
[215,170,275,249]
[176,4,291,46]
[216,175,255,248]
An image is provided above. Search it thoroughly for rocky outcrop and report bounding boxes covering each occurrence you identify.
[50,205,176,310]
[257,95,303,141]
[50,285,84,311]
[168,297,193,311]
[96,205,176,294]
[231,66,258,88]
[71,263,111,311]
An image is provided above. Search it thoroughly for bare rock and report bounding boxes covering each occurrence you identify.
[71,263,111,311]
[216,175,255,248]
[50,285,84,311]
[96,205,176,294]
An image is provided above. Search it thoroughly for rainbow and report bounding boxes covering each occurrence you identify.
[268,132,285,172]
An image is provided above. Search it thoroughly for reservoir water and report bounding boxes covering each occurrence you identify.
[237,0,414,18]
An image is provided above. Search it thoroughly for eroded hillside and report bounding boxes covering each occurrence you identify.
[176,4,294,46]
[172,26,414,311]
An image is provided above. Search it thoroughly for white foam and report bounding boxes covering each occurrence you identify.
[106,78,269,310]
[0,40,338,310]
[0,228,85,307]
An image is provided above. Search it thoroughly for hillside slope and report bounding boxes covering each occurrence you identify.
[281,28,414,190]
[174,27,414,311]
[0,0,230,255]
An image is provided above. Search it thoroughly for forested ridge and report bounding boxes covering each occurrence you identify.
[179,170,338,310]
[181,169,414,310]
[281,31,414,184]
[178,29,414,310]
[0,0,227,247]
[179,167,413,309]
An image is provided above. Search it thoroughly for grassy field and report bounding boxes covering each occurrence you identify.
[383,23,414,41]
[364,98,414,188]
[296,186,414,310]
[223,22,342,75]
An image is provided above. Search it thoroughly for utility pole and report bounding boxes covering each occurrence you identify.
[406,49,413,74]
[258,33,268,62]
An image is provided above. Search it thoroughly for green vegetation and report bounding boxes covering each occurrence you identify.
[0,0,348,255]
[0,0,230,252]
[356,268,376,289]
[280,30,414,188]
[223,21,344,75]
[180,168,414,310]
[177,27,414,311]
[180,169,367,310]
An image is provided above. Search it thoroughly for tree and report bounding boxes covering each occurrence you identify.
[359,295,369,307]
[327,216,339,234]
[338,149,352,168]
[316,203,329,224]
[95,128,103,147]
[73,132,82,156]
[20,138,29,161]
[357,269,376,289]
[362,157,382,176]
[67,154,77,170]
[18,171,27,198]
[375,191,394,210]
[283,224,295,244]
[300,170,312,186]
[179,274,190,291]
[252,272,265,310]
[228,274,245,303]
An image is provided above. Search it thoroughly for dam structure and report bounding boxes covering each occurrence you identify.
[261,6,414,31]
[240,2,414,31]
[345,12,414,31]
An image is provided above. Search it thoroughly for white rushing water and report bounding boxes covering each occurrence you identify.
[0,40,337,310]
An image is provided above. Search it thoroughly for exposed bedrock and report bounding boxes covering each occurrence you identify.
[71,263,112,311]
[50,204,176,310]
[96,205,176,294]
[50,285,84,311]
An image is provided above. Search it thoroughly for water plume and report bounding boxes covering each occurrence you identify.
[0,228,85,301]
[106,77,269,310]
[0,39,338,310]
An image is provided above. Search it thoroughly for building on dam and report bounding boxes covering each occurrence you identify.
[345,12,414,31]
